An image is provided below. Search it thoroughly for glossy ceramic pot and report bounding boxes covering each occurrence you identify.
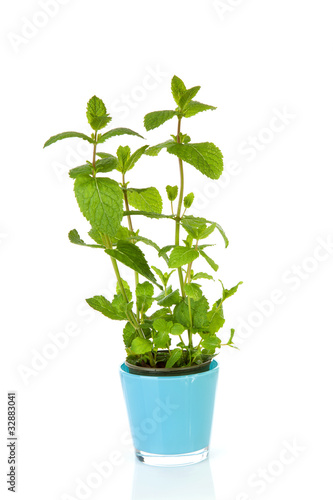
[119,360,219,467]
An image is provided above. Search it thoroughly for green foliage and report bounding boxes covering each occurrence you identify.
[183,192,194,209]
[144,110,177,131]
[74,175,123,237]
[45,79,241,370]
[105,241,160,287]
[86,96,111,131]
[167,142,223,180]
[127,187,163,213]
[166,185,178,202]
[168,246,199,268]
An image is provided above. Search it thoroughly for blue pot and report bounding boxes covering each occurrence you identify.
[119,360,219,467]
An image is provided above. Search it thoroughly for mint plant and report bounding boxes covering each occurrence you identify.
[44,76,241,369]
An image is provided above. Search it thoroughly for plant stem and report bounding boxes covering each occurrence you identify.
[175,117,185,298]
[122,173,140,320]
[92,132,98,177]
[175,117,193,350]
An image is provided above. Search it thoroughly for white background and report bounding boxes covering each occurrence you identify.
[1,0,333,499]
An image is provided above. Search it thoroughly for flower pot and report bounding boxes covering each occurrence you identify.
[119,360,219,467]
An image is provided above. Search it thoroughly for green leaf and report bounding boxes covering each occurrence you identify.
[69,164,93,179]
[170,323,186,336]
[183,215,229,247]
[227,328,238,349]
[201,333,221,351]
[123,322,137,348]
[130,236,168,264]
[171,75,187,105]
[191,296,209,329]
[144,140,175,156]
[153,331,171,349]
[116,279,132,301]
[125,145,149,172]
[159,245,176,257]
[127,187,163,214]
[105,240,160,287]
[192,272,214,281]
[179,86,201,109]
[157,289,181,307]
[184,101,217,118]
[95,156,118,173]
[86,295,125,321]
[44,131,94,148]
[68,229,104,249]
[151,266,166,285]
[131,337,153,355]
[88,227,104,245]
[166,185,178,202]
[183,192,194,209]
[74,175,123,237]
[116,145,131,172]
[168,246,199,268]
[223,281,243,301]
[144,110,177,131]
[184,283,202,301]
[166,348,182,368]
[167,142,223,180]
[136,281,154,313]
[86,96,111,131]
[207,300,225,334]
[98,127,143,144]
[123,210,174,220]
[198,248,219,272]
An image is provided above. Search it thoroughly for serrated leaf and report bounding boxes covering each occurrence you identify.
[116,279,132,301]
[171,75,187,105]
[125,145,149,172]
[105,240,159,287]
[131,237,168,264]
[153,318,173,333]
[144,110,177,131]
[179,86,201,110]
[184,283,202,301]
[168,246,199,268]
[157,289,181,307]
[98,128,143,144]
[86,96,111,131]
[184,100,217,118]
[131,337,153,355]
[153,331,171,349]
[69,164,93,179]
[201,333,221,351]
[166,348,182,368]
[159,245,176,257]
[223,281,243,301]
[191,296,209,329]
[123,322,137,348]
[144,140,175,156]
[44,131,94,148]
[136,281,154,313]
[88,227,104,245]
[167,142,223,180]
[68,229,104,249]
[95,156,118,173]
[207,299,225,334]
[198,248,219,272]
[86,295,125,321]
[74,175,123,237]
[183,215,229,247]
[127,187,163,214]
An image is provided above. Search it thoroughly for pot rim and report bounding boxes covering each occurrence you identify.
[120,359,219,379]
